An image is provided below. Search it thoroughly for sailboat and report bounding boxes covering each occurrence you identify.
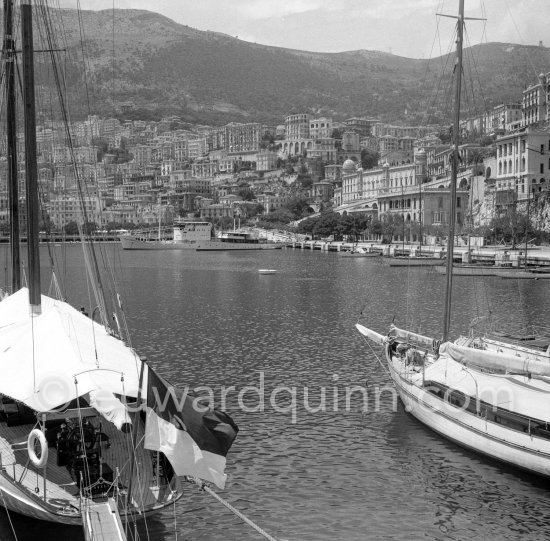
[0,0,237,532]
[357,0,550,478]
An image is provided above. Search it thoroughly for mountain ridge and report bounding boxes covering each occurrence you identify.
[29,8,550,125]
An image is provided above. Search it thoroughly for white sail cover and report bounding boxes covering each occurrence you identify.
[440,341,550,378]
[425,353,550,421]
[0,288,146,411]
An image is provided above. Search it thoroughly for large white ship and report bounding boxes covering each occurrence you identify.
[120,221,281,251]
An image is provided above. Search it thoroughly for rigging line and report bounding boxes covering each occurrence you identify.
[173,499,178,541]
[188,477,280,541]
[503,0,539,79]
[104,247,133,346]
[112,0,115,112]
[417,0,444,125]
[128,440,152,541]
[0,488,19,541]
[430,25,458,126]
[75,0,93,115]
[357,332,391,377]
[462,27,489,119]
[47,76,110,328]
[44,6,113,289]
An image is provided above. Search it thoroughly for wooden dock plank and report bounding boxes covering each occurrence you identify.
[83,499,127,541]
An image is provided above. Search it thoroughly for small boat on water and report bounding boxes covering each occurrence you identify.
[341,247,380,258]
[433,264,502,276]
[435,264,550,277]
[496,269,550,279]
[258,269,277,274]
[385,256,443,267]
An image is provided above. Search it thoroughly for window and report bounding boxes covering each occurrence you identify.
[541,164,544,174]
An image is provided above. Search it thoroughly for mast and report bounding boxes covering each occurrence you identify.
[4,0,20,292]
[157,199,161,241]
[442,0,464,341]
[401,179,405,254]
[21,0,41,314]
[524,179,530,268]
[419,181,422,253]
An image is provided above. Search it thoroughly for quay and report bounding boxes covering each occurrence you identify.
[285,240,550,267]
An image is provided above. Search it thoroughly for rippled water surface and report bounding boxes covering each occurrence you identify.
[3,245,550,540]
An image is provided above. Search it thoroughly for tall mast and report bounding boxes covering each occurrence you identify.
[401,180,405,254]
[524,179,530,268]
[4,0,20,292]
[442,0,464,341]
[419,181,422,252]
[21,0,41,314]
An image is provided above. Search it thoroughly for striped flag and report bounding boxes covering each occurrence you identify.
[144,366,238,489]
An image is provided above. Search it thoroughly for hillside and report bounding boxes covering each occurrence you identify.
[26,8,550,125]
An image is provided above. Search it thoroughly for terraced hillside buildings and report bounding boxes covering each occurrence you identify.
[0,71,549,233]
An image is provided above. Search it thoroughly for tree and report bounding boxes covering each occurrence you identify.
[379,214,404,242]
[64,221,79,235]
[260,208,294,224]
[285,196,313,219]
[313,211,341,239]
[238,188,255,201]
[83,221,98,235]
[361,148,380,170]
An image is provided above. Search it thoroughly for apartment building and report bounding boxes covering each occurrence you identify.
[522,72,549,128]
[494,129,550,204]
[309,117,333,138]
[285,114,310,140]
[224,122,262,153]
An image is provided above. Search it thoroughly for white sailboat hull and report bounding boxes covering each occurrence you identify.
[0,474,80,525]
[388,355,550,477]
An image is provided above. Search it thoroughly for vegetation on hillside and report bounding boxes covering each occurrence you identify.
[38,8,550,125]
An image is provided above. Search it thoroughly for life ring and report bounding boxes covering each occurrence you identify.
[28,429,48,469]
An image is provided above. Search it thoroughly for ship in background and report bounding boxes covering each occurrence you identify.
[120,220,282,251]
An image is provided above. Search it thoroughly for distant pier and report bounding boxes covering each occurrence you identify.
[286,240,550,267]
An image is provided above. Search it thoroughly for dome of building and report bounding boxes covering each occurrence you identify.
[342,159,356,171]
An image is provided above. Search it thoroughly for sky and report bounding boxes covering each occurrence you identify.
[56,0,550,59]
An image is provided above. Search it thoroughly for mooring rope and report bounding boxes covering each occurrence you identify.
[186,477,279,541]
[0,488,19,541]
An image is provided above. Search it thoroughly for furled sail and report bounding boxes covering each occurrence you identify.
[440,342,550,378]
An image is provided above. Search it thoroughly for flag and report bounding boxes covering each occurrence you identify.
[144,366,238,489]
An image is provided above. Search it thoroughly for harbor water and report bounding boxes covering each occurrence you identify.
[2,245,550,540]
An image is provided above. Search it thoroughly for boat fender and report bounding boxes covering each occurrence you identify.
[28,429,48,468]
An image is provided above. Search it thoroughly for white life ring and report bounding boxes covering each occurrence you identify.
[28,429,48,469]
